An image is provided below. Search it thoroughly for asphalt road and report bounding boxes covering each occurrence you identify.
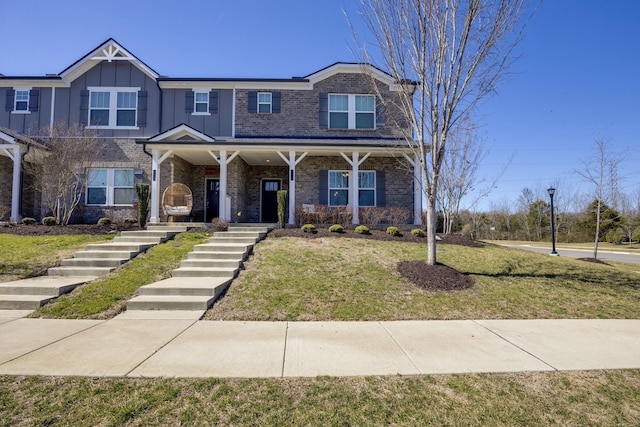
[504,244,640,265]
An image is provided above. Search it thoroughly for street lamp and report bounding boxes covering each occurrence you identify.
[547,187,558,256]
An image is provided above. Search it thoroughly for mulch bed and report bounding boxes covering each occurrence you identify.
[0,223,121,236]
[397,260,475,292]
[270,227,482,247]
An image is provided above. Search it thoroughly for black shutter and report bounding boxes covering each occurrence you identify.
[272,91,281,113]
[28,89,39,112]
[248,91,257,113]
[375,100,385,128]
[376,170,386,207]
[137,91,147,127]
[319,170,328,204]
[209,91,218,114]
[5,89,15,112]
[185,91,194,113]
[319,93,328,128]
[79,90,90,125]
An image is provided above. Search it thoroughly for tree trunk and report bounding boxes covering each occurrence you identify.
[426,196,438,265]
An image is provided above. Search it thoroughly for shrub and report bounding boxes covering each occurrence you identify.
[125,217,138,225]
[42,216,57,226]
[387,207,411,225]
[22,217,37,225]
[411,228,426,237]
[301,224,317,233]
[606,227,625,244]
[211,217,229,232]
[386,226,402,237]
[329,224,344,233]
[97,217,112,226]
[135,183,151,227]
[277,190,287,228]
[355,225,370,235]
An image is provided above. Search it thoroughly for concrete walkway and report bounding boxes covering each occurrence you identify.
[0,315,638,378]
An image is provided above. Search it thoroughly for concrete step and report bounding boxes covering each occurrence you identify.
[84,243,154,252]
[171,267,238,278]
[126,295,214,311]
[146,225,189,233]
[137,277,231,297]
[73,250,138,259]
[112,236,164,244]
[193,243,253,253]
[187,251,246,260]
[0,276,96,296]
[48,266,115,276]
[60,258,125,268]
[179,259,241,269]
[0,295,56,310]
[214,231,267,239]
[119,230,176,238]
[208,236,258,245]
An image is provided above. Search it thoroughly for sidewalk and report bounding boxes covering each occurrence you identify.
[0,314,638,378]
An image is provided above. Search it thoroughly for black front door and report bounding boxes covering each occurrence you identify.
[261,180,280,222]
[205,179,220,222]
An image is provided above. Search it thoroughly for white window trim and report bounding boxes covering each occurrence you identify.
[86,168,135,206]
[328,93,376,130]
[328,170,350,206]
[192,90,211,116]
[358,170,376,207]
[12,87,31,114]
[87,86,140,129]
[257,92,272,114]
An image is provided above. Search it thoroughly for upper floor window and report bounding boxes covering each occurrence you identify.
[194,91,209,113]
[258,92,272,113]
[87,87,139,128]
[5,87,38,114]
[328,94,375,130]
[87,168,135,206]
[14,90,29,111]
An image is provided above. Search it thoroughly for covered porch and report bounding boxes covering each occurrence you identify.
[139,125,422,226]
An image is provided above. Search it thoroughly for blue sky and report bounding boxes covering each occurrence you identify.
[2,0,639,212]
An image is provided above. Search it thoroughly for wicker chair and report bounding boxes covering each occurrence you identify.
[162,183,193,219]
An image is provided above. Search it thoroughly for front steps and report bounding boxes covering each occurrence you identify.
[126,225,270,313]
[0,226,189,311]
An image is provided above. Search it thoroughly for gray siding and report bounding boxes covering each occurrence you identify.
[0,87,53,134]
[161,88,233,137]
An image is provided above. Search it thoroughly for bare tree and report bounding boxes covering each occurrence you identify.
[575,138,625,259]
[26,122,102,225]
[354,0,531,264]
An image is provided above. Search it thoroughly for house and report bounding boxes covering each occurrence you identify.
[0,39,422,226]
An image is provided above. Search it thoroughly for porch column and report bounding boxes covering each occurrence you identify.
[149,149,173,224]
[340,152,371,225]
[277,150,308,225]
[209,150,239,221]
[404,154,423,225]
[3,145,23,223]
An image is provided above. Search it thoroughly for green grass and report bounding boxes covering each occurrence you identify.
[0,234,113,282]
[1,371,639,426]
[30,232,211,319]
[205,237,640,320]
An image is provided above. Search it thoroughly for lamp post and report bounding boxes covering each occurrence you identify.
[547,187,558,256]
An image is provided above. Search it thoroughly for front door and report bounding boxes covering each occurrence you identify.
[261,179,280,223]
[205,178,220,222]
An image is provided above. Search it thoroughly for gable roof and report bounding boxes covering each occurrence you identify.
[59,38,160,84]
[147,124,216,143]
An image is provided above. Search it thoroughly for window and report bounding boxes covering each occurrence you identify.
[258,92,272,113]
[358,171,376,206]
[194,91,209,113]
[327,170,376,206]
[328,94,375,129]
[87,169,135,205]
[329,171,350,206]
[88,87,139,128]
[14,90,29,111]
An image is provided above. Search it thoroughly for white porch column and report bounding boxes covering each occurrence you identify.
[340,152,370,225]
[9,146,22,223]
[404,154,423,225]
[278,150,308,225]
[149,149,173,224]
[209,150,239,221]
